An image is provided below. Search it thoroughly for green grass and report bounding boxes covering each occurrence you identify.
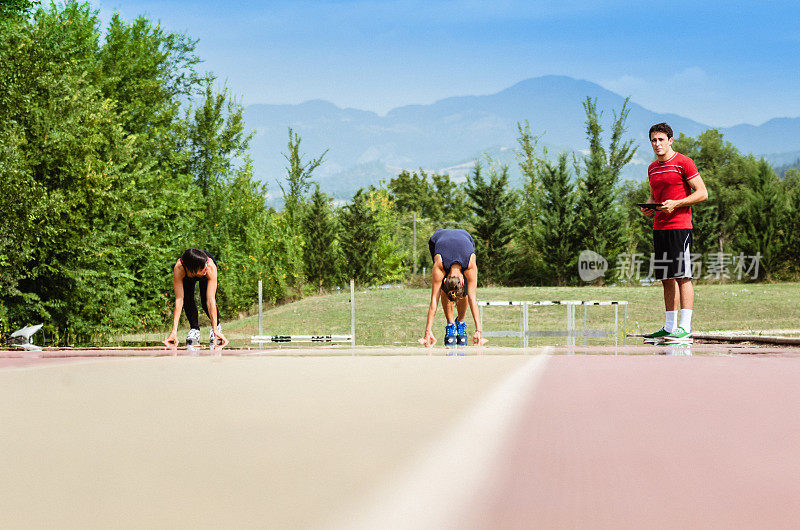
[125,283,800,347]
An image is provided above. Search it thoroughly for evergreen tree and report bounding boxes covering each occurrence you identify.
[782,169,800,275]
[465,161,516,285]
[537,154,579,285]
[515,121,545,284]
[339,189,380,284]
[281,127,326,224]
[302,184,341,291]
[733,159,789,280]
[574,97,636,270]
[277,128,327,294]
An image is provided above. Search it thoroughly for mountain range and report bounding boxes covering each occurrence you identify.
[242,75,800,199]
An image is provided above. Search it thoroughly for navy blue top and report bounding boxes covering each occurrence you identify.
[428,229,475,273]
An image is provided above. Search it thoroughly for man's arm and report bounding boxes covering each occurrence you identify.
[660,175,708,214]
[422,261,445,347]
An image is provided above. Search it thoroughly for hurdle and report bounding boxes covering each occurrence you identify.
[478,300,628,347]
[251,279,356,349]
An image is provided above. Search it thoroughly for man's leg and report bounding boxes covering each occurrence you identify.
[677,277,694,309]
[646,278,678,337]
[676,277,694,332]
[662,278,679,311]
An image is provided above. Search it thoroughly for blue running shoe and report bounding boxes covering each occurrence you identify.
[455,319,467,346]
[444,322,457,347]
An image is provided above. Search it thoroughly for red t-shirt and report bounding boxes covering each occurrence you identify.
[648,152,699,230]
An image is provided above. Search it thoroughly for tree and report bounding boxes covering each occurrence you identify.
[0,2,263,340]
[339,189,380,284]
[387,169,436,217]
[673,129,740,254]
[782,169,800,275]
[465,161,517,285]
[515,121,545,283]
[302,184,341,291]
[277,128,327,294]
[618,178,653,281]
[430,171,469,222]
[186,82,251,198]
[0,0,39,18]
[733,159,789,280]
[574,97,637,269]
[537,154,579,285]
[281,127,326,224]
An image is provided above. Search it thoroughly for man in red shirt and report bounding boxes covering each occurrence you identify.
[642,123,708,344]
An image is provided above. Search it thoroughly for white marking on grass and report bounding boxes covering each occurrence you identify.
[330,354,550,530]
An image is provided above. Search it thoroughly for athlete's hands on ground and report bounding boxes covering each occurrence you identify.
[472,331,488,345]
[163,331,178,347]
[213,330,230,347]
[419,331,437,347]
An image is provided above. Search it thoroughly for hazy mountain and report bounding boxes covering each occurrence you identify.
[243,75,800,199]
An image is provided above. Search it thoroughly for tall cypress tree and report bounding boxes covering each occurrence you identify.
[515,121,545,283]
[574,97,636,268]
[538,154,579,285]
[465,161,516,285]
[302,184,341,290]
[339,189,380,284]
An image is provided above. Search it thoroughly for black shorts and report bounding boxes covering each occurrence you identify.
[652,229,693,280]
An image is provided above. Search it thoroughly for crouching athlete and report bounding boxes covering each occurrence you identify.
[164,248,229,347]
[421,228,484,347]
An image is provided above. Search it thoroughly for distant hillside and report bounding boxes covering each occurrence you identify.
[244,75,800,199]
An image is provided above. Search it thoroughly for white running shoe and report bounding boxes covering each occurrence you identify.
[186,328,201,346]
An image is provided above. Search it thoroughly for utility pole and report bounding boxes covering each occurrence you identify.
[412,212,417,274]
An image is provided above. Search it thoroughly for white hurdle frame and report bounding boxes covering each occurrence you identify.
[251,279,356,350]
[478,300,628,347]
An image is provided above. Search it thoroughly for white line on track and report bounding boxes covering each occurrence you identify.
[329,354,550,530]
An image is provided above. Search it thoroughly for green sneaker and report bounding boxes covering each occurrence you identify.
[664,327,693,344]
[643,328,670,344]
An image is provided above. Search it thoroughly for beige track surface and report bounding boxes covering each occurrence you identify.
[3,346,800,528]
[0,355,526,529]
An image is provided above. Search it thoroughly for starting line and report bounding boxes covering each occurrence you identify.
[479,300,628,347]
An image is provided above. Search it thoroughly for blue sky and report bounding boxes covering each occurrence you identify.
[93,0,800,127]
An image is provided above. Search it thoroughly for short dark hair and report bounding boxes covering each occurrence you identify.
[180,248,208,274]
[649,122,673,139]
[442,276,466,301]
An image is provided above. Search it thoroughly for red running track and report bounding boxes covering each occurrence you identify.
[466,355,800,529]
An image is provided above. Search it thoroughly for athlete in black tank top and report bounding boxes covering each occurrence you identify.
[164,248,228,347]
